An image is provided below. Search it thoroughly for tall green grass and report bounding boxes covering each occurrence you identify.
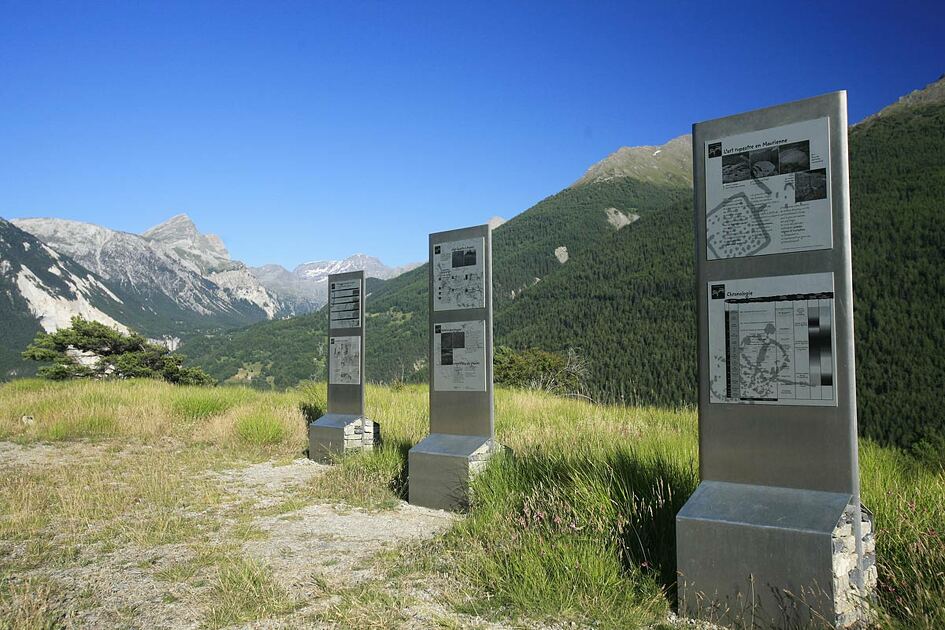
[171,387,250,421]
[0,379,942,627]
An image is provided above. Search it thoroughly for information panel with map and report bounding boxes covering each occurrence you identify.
[707,272,836,406]
[433,237,485,311]
[433,320,486,392]
[704,118,832,260]
[329,335,361,385]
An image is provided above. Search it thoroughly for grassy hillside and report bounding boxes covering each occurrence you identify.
[1,379,943,627]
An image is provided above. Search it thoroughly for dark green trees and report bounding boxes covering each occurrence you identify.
[23,316,214,385]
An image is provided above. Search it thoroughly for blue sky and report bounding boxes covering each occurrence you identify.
[1,1,943,268]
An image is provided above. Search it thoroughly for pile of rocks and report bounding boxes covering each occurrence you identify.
[833,504,877,627]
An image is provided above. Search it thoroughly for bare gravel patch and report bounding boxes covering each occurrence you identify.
[247,502,455,588]
[207,457,329,508]
[0,441,472,628]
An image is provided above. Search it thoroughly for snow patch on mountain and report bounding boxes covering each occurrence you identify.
[251,253,422,313]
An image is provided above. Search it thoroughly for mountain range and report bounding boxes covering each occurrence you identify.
[0,214,419,376]
[179,74,945,449]
[249,255,421,314]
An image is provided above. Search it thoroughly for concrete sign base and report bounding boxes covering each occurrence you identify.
[407,433,499,511]
[308,413,376,463]
[677,481,875,628]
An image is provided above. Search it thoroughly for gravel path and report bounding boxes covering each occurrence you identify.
[0,442,503,629]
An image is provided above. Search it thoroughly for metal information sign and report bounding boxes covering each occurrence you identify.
[408,224,498,510]
[428,227,493,436]
[326,272,364,408]
[309,270,373,461]
[677,92,875,628]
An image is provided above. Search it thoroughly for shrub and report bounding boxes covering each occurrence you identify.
[22,316,214,386]
[494,346,588,397]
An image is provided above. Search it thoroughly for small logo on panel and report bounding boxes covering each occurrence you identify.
[707,142,722,158]
[434,324,442,333]
[711,284,725,299]
[434,245,441,254]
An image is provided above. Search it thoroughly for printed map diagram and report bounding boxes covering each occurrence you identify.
[433,237,485,311]
[704,117,833,260]
[707,273,837,407]
[329,336,361,385]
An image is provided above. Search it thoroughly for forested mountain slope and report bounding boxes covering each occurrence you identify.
[181,178,689,388]
[496,198,695,405]
[181,78,945,448]
[848,99,945,446]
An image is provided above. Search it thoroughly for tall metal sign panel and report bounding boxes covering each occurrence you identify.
[677,92,875,628]
[308,270,374,462]
[408,224,499,510]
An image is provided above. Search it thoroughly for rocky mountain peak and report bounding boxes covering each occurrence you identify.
[572,134,693,189]
[857,73,945,126]
[142,214,231,271]
[143,213,198,239]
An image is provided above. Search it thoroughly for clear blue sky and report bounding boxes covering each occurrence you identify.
[1,1,943,268]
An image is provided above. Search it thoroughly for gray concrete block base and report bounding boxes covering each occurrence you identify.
[408,433,499,511]
[677,481,874,628]
[308,413,377,463]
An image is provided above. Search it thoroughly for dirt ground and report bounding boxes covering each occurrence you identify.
[0,442,522,629]
[0,442,709,629]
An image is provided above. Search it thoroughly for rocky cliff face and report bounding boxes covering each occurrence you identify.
[14,215,280,320]
[142,215,281,318]
[572,134,693,188]
[0,218,139,376]
[0,218,129,334]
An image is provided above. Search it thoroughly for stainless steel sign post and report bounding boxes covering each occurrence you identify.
[408,224,500,510]
[308,270,375,462]
[677,92,876,628]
